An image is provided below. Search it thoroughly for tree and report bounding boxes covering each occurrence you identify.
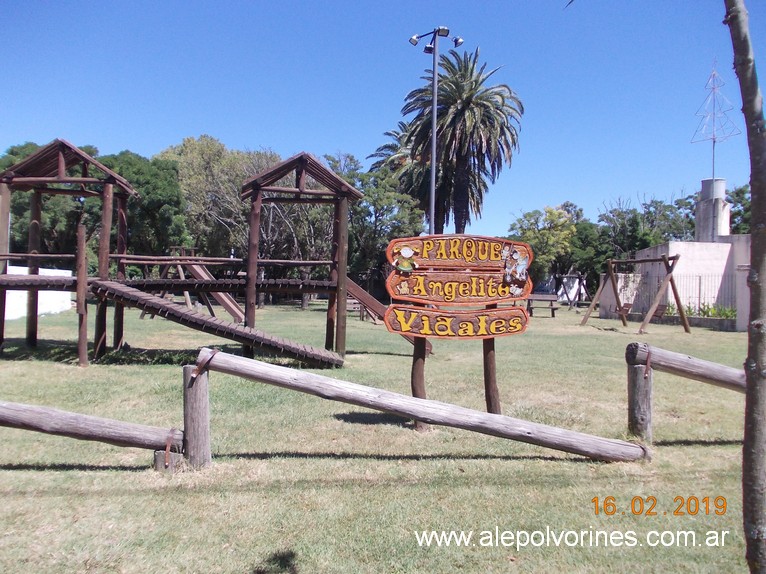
[728,183,751,234]
[98,151,190,255]
[156,136,282,257]
[401,48,523,233]
[508,205,576,286]
[723,1,766,570]
[597,199,652,258]
[327,153,424,291]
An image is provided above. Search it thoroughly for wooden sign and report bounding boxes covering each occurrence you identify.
[384,234,533,340]
[387,269,532,306]
[384,305,528,340]
[387,234,533,272]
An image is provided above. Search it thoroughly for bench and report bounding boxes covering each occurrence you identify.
[526,294,561,317]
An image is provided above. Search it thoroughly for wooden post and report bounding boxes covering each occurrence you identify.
[483,339,501,414]
[0,183,10,350]
[607,260,627,327]
[183,365,212,469]
[580,272,607,326]
[244,190,262,358]
[26,191,42,347]
[94,183,113,359]
[665,255,691,333]
[113,195,128,350]
[483,305,501,414]
[196,348,649,462]
[410,336,429,432]
[334,196,349,357]
[76,223,88,367]
[627,363,653,443]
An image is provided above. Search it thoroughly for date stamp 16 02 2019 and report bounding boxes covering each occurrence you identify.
[591,496,727,517]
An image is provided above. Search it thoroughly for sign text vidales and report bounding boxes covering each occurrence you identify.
[384,234,534,340]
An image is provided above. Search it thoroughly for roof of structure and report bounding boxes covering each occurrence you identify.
[241,151,363,202]
[0,138,137,198]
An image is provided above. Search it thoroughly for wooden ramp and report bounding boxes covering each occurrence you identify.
[345,277,432,355]
[90,281,343,368]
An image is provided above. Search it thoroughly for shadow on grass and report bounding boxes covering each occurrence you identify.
[654,438,743,447]
[344,349,414,358]
[220,450,585,464]
[0,461,148,472]
[333,411,411,427]
[251,550,299,574]
[0,338,292,366]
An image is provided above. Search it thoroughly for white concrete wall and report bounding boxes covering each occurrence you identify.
[5,266,73,320]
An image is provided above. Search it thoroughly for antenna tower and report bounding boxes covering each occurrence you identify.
[691,63,741,181]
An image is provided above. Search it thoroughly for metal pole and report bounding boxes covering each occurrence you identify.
[429,32,438,235]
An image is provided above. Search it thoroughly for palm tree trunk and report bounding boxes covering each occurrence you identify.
[723,1,766,571]
[453,156,471,234]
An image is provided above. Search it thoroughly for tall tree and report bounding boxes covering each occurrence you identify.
[508,205,576,286]
[723,1,766,571]
[402,48,523,233]
[156,136,282,257]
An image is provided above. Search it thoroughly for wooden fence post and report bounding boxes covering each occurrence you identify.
[627,363,653,443]
[183,365,212,469]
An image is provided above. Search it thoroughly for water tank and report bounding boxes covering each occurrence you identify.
[700,178,726,201]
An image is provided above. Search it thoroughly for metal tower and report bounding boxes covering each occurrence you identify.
[691,63,741,181]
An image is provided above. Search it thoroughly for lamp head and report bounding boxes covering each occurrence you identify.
[409,35,419,46]
[436,26,449,37]
[424,44,434,54]
[453,36,464,48]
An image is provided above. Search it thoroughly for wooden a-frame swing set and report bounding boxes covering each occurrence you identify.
[579,254,691,334]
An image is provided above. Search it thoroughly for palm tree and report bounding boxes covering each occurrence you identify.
[368,121,445,230]
[402,48,523,233]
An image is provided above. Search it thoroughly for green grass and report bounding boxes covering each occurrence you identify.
[0,302,747,572]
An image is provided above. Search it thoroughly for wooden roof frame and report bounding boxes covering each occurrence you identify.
[241,151,363,202]
[0,138,138,198]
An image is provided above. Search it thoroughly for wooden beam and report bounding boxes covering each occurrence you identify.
[77,223,88,367]
[244,190,263,358]
[0,400,183,451]
[26,192,42,347]
[0,183,10,350]
[625,342,746,393]
[113,196,128,350]
[94,183,113,359]
[334,197,349,357]
[196,348,649,463]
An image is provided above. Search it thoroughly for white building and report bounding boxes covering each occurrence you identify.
[598,179,750,331]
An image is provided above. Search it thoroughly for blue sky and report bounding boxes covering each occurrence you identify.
[2,1,764,236]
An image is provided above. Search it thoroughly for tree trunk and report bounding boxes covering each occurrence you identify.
[723,1,766,571]
[453,156,471,234]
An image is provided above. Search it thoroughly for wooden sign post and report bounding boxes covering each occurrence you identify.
[383,235,534,426]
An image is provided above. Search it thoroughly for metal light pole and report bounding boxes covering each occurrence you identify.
[409,27,463,235]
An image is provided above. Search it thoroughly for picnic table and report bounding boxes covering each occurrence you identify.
[526,294,560,317]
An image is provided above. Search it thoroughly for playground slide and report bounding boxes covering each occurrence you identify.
[184,264,245,323]
[90,281,343,368]
[345,277,433,355]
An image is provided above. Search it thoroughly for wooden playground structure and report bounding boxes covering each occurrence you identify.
[579,255,692,334]
[0,140,375,368]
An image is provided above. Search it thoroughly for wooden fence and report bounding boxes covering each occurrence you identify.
[0,364,211,472]
[1,346,657,469]
[193,348,648,463]
[625,342,746,442]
